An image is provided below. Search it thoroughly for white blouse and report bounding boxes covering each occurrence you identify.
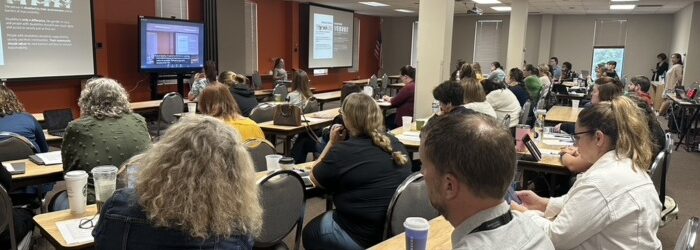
[485,89,521,127]
[463,102,497,118]
[524,151,662,250]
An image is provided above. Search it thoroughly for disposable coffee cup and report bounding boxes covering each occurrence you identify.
[64,170,88,215]
[415,118,428,131]
[274,94,283,102]
[572,100,580,109]
[92,166,118,212]
[187,102,197,114]
[265,154,283,171]
[279,157,295,170]
[404,217,430,250]
[402,116,413,131]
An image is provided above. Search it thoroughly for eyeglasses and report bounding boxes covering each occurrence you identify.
[571,130,594,145]
[78,213,99,229]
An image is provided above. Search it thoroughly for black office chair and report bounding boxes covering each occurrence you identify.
[250,103,278,123]
[252,71,263,90]
[0,186,32,250]
[0,132,37,162]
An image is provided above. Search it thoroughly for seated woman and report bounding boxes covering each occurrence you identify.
[513,95,662,249]
[188,61,217,101]
[219,71,258,117]
[462,78,497,118]
[62,78,151,203]
[488,61,506,83]
[483,78,521,128]
[523,64,544,105]
[199,84,264,142]
[93,115,262,249]
[507,68,531,107]
[304,93,412,250]
[383,65,416,128]
[0,85,48,152]
[538,64,552,91]
[288,70,314,108]
[458,63,477,82]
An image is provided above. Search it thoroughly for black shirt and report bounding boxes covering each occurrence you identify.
[229,85,259,117]
[313,134,412,248]
[509,84,531,107]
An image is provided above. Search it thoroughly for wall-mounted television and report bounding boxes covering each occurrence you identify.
[139,17,204,73]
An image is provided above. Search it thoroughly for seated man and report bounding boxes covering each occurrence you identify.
[420,113,554,249]
[629,76,654,108]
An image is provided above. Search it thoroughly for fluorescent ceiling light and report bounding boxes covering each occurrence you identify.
[359,2,389,7]
[491,6,512,12]
[472,0,501,4]
[611,0,638,2]
[610,4,636,10]
[395,9,415,13]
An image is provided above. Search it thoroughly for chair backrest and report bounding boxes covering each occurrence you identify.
[383,172,439,239]
[160,92,185,124]
[649,151,666,204]
[244,139,277,172]
[381,74,389,94]
[302,97,320,114]
[117,153,144,189]
[0,185,17,250]
[42,181,68,213]
[255,170,306,249]
[43,108,73,132]
[675,217,699,250]
[519,101,531,124]
[0,132,37,162]
[273,83,288,101]
[252,71,263,90]
[660,132,674,209]
[502,114,511,128]
[249,103,277,123]
[341,84,363,103]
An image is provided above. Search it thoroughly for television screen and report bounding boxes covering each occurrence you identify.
[139,17,204,73]
[307,5,354,69]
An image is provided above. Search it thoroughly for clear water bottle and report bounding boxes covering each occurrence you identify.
[534,109,547,142]
[432,100,440,114]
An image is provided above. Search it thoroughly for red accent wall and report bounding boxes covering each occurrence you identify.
[8,0,378,114]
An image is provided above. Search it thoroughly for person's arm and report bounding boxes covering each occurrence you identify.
[33,117,49,152]
[389,85,414,107]
[560,152,591,173]
[309,125,345,189]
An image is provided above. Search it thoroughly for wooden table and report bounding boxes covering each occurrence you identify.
[34,205,98,250]
[544,106,582,124]
[343,79,370,85]
[314,91,341,110]
[33,113,45,122]
[388,125,420,152]
[9,158,64,190]
[259,108,339,156]
[369,216,453,250]
[254,87,318,100]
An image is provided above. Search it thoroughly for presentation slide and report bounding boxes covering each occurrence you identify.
[308,5,353,68]
[0,0,95,80]
[139,18,204,72]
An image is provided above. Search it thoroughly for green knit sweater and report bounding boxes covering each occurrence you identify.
[61,113,151,202]
[524,76,544,105]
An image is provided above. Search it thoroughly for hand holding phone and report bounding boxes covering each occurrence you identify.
[329,124,346,144]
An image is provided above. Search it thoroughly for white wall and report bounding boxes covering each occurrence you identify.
[682,2,700,86]
[671,3,694,55]
[382,14,674,79]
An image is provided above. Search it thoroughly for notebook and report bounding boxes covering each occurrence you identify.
[2,162,26,175]
[28,151,62,165]
[56,216,99,246]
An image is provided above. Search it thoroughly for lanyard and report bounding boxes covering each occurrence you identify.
[469,211,513,234]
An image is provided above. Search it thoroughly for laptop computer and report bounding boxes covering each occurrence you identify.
[43,109,74,137]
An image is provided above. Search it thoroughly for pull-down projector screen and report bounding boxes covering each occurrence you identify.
[308,5,354,69]
[0,0,96,81]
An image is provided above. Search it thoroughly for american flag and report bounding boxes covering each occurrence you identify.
[374,18,383,75]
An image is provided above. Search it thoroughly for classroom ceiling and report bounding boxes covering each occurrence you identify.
[295,0,697,16]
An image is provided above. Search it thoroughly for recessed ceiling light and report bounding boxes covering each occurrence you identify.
[394,9,415,13]
[491,6,512,12]
[359,2,389,7]
[611,0,638,2]
[610,4,636,10]
[472,0,501,4]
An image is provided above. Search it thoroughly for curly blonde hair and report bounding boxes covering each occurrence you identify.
[78,78,132,120]
[342,93,409,166]
[0,85,26,117]
[135,115,262,239]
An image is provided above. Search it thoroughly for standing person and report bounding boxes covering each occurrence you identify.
[62,78,151,203]
[488,62,506,83]
[659,53,684,116]
[272,58,287,84]
[652,53,669,81]
[549,57,562,79]
[287,70,314,108]
[219,71,258,117]
[93,115,262,249]
[0,85,48,152]
[483,79,521,128]
[514,96,662,249]
[450,59,466,81]
[198,84,264,142]
[508,68,531,107]
[188,61,217,101]
[538,64,552,90]
[462,79,497,118]
[304,93,411,250]
[382,65,416,128]
[523,64,544,105]
[420,113,554,249]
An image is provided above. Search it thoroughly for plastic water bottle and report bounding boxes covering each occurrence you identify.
[432,100,440,114]
[534,109,547,142]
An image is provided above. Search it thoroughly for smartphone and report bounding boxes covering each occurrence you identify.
[506,186,522,205]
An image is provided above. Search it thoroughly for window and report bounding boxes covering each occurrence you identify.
[591,20,627,80]
[473,20,502,74]
[244,0,258,75]
[591,47,625,80]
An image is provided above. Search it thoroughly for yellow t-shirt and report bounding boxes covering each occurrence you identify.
[224,118,265,141]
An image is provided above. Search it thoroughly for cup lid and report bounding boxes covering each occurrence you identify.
[403,217,430,231]
[279,157,294,164]
[91,166,118,174]
[64,170,88,179]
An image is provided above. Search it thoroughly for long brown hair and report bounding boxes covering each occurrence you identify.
[578,95,653,171]
[292,70,313,98]
[462,78,486,103]
[342,93,409,166]
[459,64,477,80]
[199,84,242,120]
[0,85,25,117]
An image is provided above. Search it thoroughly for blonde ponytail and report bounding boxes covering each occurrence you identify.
[370,130,409,167]
[610,96,654,171]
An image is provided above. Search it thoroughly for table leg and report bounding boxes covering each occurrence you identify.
[319,101,325,111]
[283,136,292,156]
[677,107,700,151]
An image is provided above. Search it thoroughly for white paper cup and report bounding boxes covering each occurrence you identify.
[572,100,580,109]
[265,154,283,171]
[187,102,197,113]
[402,116,413,130]
[64,170,88,215]
[404,217,430,250]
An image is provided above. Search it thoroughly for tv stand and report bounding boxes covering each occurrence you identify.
[149,73,188,100]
